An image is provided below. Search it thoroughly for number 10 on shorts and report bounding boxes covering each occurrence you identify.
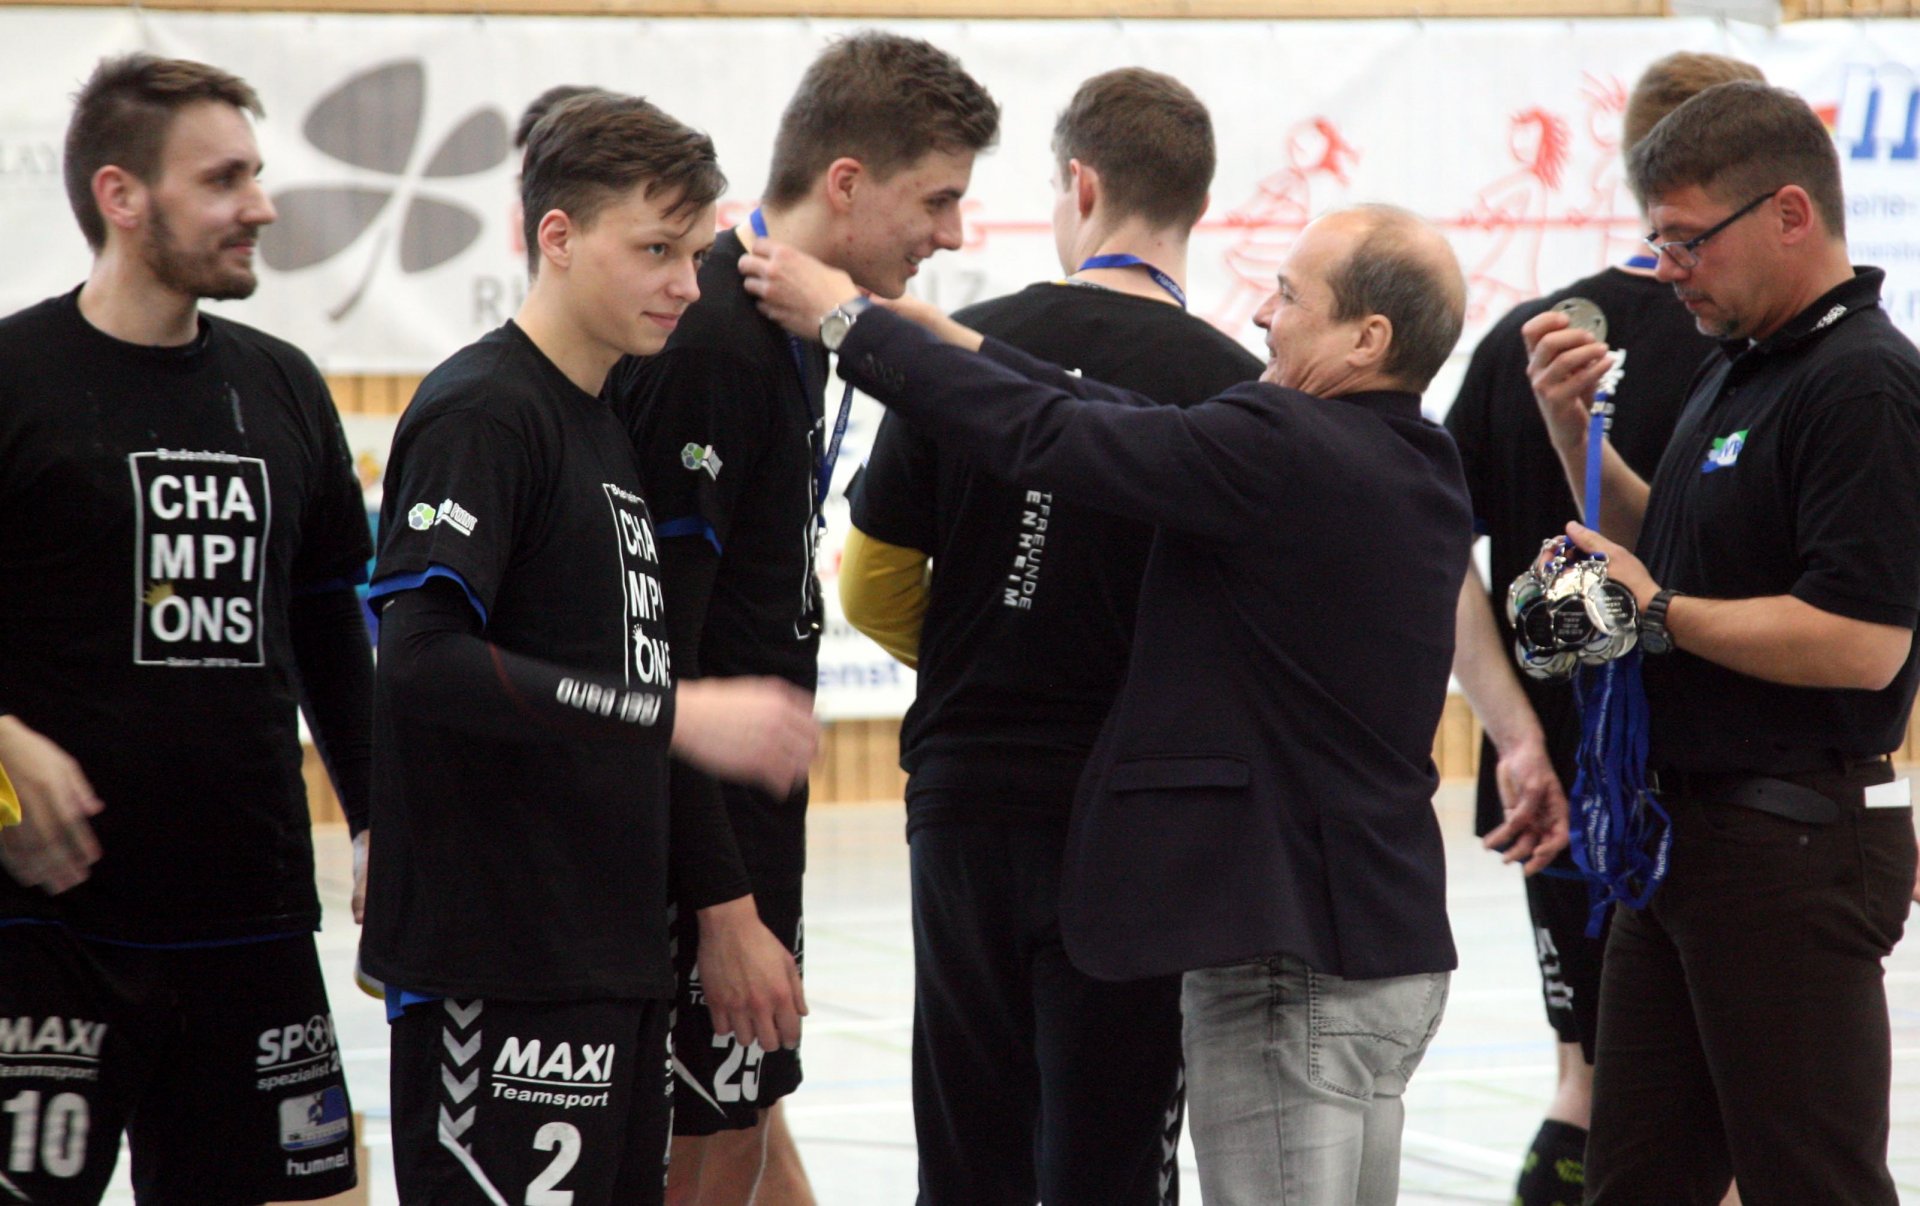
[5,1090,90,1180]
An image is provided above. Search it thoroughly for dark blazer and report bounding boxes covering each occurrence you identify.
[838,308,1468,981]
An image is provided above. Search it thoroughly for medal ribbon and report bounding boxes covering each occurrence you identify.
[1075,254,1188,310]
[1568,387,1670,937]
[751,208,856,522]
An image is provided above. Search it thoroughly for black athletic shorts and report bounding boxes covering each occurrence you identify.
[390,995,673,1205]
[1525,861,1611,1064]
[669,881,803,1134]
[0,921,356,1205]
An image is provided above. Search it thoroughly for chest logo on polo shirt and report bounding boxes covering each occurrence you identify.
[681,442,723,480]
[1701,429,1749,474]
[130,450,271,668]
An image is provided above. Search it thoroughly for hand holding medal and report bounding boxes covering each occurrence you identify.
[1509,297,1637,680]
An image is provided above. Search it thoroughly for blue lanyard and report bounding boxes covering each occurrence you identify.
[1075,254,1187,310]
[1568,384,1670,937]
[750,208,856,521]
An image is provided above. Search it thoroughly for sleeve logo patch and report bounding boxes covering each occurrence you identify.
[680,443,723,480]
[409,498,478,535]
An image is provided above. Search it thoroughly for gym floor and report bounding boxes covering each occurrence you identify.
[101,782,1920,1203]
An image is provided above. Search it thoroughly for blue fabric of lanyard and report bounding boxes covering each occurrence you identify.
[750,208,856,520]
[1075,254,1188,310]
[1567,393,1670,937]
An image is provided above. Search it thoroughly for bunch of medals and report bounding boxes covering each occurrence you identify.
[1508,537,1638,679]
[1507,297,1638,680]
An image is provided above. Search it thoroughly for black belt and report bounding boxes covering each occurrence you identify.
[1652,757,1895,826]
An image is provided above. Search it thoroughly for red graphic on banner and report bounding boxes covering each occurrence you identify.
[1570,75,1639,266]
[1461,107,1572,323]
[1206,118,1360,332]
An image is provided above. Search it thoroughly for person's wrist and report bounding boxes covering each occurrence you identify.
[697,894,760,932]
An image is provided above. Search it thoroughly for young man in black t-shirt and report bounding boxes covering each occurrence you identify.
[0,56,373,1205]
[1443,52,1762,1206]
[842,70,1258,1205]
[608,33,999,1205]
[363,95,816,1206]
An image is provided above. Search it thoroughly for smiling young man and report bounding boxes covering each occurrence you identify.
[362,93,818,1206]
[1524,81,1920,1204]
[606,33,998,1205]
[0,55,374,1205]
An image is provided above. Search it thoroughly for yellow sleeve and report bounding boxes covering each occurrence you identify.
[0,755,19,829]
[840,526,931,670]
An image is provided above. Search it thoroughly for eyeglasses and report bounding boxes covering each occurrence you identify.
[1643,191,1776,269]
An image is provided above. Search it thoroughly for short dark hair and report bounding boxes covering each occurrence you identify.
[1052,68,1214,231]
[1628,81,1845,238]
[1623,53,1764,152]
[763,32,999,207]
[64,54,262,251]
[520,93,726,274]
[1326,206,1465,391]
[515,84,611,152]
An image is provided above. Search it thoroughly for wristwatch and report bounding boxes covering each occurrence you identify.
[819,297,873,352]
[1640,588,1683,655]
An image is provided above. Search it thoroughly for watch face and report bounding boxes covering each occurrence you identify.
[821,310,851,351]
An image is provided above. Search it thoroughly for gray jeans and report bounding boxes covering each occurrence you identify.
[1181,956,1449,1205]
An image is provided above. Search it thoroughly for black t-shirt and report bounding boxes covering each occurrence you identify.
[0,289,371,942]
[1635,268,1920,774]
[608,229,823,889]
[1445,268,1713,833]
[363,323,677,1000]
[850,282,1262,832]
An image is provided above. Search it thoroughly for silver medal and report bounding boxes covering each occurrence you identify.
[1552,297,1607,343]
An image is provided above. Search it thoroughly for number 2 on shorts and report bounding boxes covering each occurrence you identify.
[526,1120,581,1205]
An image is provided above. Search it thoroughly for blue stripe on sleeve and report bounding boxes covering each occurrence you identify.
[658,516,723,557]
[367,565,489,626]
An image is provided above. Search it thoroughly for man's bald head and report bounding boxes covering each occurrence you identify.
[1321,205,1466,391]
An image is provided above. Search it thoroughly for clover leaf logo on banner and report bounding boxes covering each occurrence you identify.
[260,61,509,321]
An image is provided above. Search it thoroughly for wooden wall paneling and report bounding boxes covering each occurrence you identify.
[303,742,346,825]
[7,0,1669,19]
[863,718,905,802]
[324,375,361,414]
[808,727,839,803]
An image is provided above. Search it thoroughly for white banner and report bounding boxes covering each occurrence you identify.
[5,10,1918,716]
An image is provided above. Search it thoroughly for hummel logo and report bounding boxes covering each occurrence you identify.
[259,60,510,322]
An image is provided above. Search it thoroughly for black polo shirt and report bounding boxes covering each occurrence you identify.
[1637,267,1920,774]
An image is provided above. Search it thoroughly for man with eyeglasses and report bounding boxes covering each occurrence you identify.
[1524,80,1920,1205]
[1444,53,1762,1206]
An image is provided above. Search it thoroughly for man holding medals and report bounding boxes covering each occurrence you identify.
[1524,80,1920,1204]
[840,68,1261,1204]
[1443,52,1762,1206]
[606,33,999,1204]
